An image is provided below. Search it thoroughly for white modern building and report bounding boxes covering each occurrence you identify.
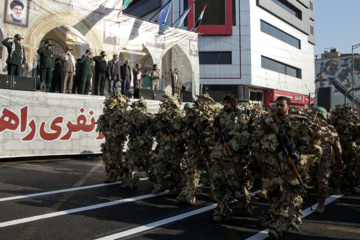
[125,0,316,107]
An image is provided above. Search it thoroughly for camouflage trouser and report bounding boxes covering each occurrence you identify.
[210,159,252,220]
[309,144,332,202]
[150,154,184,193]
[102,140,125,181]
[178,154,201,202]
[263,178,303,238]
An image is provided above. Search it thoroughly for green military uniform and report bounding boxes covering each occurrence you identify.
[2,34,26,76]
[80,49,93,95]
[37,40,55,91]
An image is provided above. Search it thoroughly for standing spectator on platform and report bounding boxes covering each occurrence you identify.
[106,54,122,96]
[93,51,107,95]
[37,40,55,92]
[148,64,161,90]
[52,58,61,93]
[171,69,182,96]
[60,46,76,93]
[2,34,26,76]
[72,58,82,94]
[120,59,132,94]
[133,63,142,89]
[80,49,93,95]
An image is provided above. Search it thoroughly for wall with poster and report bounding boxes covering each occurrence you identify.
[0,0,200,98]
[0,89,163,158]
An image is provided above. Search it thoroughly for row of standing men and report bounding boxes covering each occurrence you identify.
[96,92,359,240]
[2,34,180,95]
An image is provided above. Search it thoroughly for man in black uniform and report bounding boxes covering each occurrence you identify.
[93,51,107,95]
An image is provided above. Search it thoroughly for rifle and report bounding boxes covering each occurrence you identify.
[214,117,236,162]
[278,133,313,211]
[132,124,143,147]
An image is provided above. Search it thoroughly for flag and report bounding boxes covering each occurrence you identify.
[174,1,194,28]
[117,0,133,17]
[191,3,207,32]
[158,0,173,29]
[121,0,133,11]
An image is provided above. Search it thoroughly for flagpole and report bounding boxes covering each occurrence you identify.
[149,6,164,21]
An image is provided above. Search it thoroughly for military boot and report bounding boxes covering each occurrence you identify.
[315,200,325,214]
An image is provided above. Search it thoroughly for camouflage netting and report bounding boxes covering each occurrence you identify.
[329,104,360,194]
[150,95,185,194]
[96,92,130,182]
[121,98,155,189]
[177,94,221,204]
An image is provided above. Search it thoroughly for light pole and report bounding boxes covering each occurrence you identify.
[351,43,360,108]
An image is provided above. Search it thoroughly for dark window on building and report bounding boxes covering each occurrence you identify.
[261,20,301,49]
[199,52,232,64]
[261,56,302,78]
[310,25,314,35]
[309,1,313,11]
[272,0,302,19]
[195,0,226,25]
[232,0,236,26]
[250,91,264,101]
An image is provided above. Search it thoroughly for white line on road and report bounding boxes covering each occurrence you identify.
[0,178,149,202]
[94,190,260,240]
[245,194,344,240]
[0,189,167,228]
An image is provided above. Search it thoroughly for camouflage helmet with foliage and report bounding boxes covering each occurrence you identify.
[131,97,148,112]
[103,92,129,112]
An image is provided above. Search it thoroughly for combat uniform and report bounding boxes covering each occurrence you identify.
[210,107,253,221]
[176,94,221,205]
[122,99,154,189]
[252,113,322,239]
[80,50,93,95]
[96,92,129,182]
[329,104,360,194]
[150,96,185,194]
[2,35,26,76]
[37,43,55,91]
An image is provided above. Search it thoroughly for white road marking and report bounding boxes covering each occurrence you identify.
[0,178,149,202]
[245,194,344,240]
[0,189,167,228]
[95,190,260,240]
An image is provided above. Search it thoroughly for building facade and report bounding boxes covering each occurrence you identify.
[315,49,360,113]
[0,0,200,97]
[126,0,316,106]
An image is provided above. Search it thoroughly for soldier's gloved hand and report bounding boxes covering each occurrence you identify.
[266,119,279,135]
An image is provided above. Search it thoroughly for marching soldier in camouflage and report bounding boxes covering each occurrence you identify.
[306,106,344,214]
[176,94,221,205]
[150,95,185,194]
[37,40,55,91]
[252,96,322,239]
[210,94,253,222]
[96,92,129,183]
[329,104,360,195]
[2,34,26,76]
[122,98,154,189]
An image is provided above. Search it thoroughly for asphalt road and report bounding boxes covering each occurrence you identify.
[0,156,359,240]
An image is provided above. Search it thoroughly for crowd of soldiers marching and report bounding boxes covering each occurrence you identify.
[96,91,360,240]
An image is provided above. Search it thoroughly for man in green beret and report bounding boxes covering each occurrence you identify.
[2,34,26,76]
[37,40,55,92]
[80,49,93,95]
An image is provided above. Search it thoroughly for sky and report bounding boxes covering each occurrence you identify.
[315,0,360,56]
